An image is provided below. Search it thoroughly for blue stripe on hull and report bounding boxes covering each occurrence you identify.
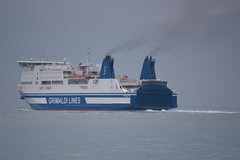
[30,104,137,110]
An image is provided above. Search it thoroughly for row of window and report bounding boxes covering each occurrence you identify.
[21,79,89,85]
[41,81,63,85]
[68,79,88,84]
[41,79,89,85]
[63,71,72,75]
[20,81,32,85]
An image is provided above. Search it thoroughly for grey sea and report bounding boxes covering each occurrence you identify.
[1,106,240,160]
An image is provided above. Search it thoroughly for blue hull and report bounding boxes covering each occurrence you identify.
[23,93,177,110]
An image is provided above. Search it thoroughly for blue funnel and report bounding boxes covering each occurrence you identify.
[140,56,156,80]
[100,55,115,79]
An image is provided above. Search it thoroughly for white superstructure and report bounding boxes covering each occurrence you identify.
[17,56,140,109]
[18,59,139,93]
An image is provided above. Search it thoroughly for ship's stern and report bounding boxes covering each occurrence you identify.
[136,80,177,110]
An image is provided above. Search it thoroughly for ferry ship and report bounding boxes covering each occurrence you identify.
[17,54,177,110]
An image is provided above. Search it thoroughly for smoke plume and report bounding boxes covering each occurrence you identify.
[148,46,171,57]
[106,38,146,56]
[146,0,233,57]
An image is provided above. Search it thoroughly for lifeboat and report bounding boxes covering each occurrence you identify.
[67,75,86,78]
[67,74,92,79]
[116,75,129,79]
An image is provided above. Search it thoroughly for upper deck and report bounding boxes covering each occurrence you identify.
[17,60,70,68]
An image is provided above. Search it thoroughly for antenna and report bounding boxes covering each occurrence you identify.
[87,48,91,65]
[63,57,66,64]
[40,48,46,61]
[86,48,91,74]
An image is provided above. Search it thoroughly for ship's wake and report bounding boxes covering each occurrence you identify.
[145,109,167,113]
[145,109,240,114]
[172,109,240,114]
[15,108,33,112]
[15,108,240,114]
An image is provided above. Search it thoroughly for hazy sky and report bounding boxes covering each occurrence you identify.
[0,0,240,108]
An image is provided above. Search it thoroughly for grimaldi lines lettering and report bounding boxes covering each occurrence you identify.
[48,97,81,104]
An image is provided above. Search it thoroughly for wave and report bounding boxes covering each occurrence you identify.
[15,108,240,114]
[15,108,33,112]
[145,109,167,113]
[145,109,240,114]
[169,109,240,114]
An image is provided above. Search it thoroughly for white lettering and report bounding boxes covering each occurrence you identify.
[48,97,81,104]
[69,97,81,104]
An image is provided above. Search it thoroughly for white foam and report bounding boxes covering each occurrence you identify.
[145,109,162,113]
[15,108,240,114]
[144,109,240,114]
[171,109,240,114]
[15,108,33,112]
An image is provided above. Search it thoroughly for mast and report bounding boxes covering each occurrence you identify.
[86,48,90,74]
[40,48,46,61]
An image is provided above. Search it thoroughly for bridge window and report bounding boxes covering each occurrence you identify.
[52,81,63,85]
[41,81,51,85]
[63,71,72,75]
[68,79,88,85]
[20,81,32,85]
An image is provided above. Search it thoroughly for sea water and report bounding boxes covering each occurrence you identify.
[1,106,240,160]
